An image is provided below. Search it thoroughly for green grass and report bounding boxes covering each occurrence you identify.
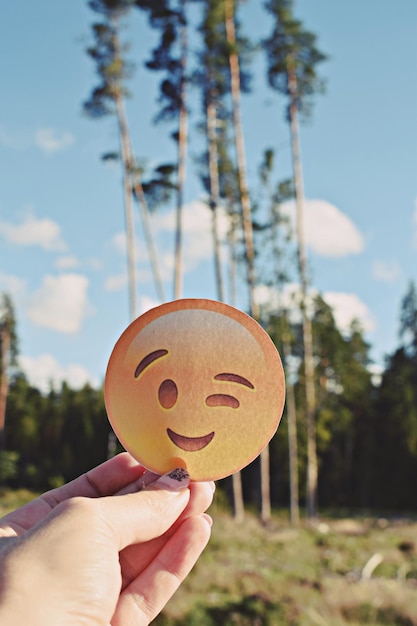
[155,500,417,626]
[2,489,417,625]
[0,488,40,517]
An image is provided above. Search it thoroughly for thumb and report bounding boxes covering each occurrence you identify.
[96,469,191,551]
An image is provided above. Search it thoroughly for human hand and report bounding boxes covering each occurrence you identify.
[0,452,214,625]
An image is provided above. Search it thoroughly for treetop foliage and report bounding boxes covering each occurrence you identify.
[263,0,327,117]
[399,281,417,359]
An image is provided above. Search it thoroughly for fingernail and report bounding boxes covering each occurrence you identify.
[139,470,161,489]
[209,481,216,493]
[202,513,213,527]
[115,470,160,495]
[145,468,190,493]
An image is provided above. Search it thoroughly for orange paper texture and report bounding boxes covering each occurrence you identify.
[104,299,286,481]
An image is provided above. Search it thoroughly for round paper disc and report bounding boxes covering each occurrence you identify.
[104,299,285,481]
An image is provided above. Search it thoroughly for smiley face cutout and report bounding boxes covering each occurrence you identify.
[104,299,285,481]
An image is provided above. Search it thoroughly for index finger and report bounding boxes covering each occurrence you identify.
[0,453,145,534]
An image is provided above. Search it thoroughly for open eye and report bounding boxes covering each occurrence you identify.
[158,379,178,409]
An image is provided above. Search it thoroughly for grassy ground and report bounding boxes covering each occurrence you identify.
[0,488,40,517]
[155,500,417,626]
[1,490,416,625]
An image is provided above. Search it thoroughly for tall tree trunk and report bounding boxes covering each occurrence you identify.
[288,63,318,519]
[225,0,272,520]
[206,95,225,303]
[226,210,246,520]
[227,214,238,307]
[207,91,245,520]
[224,0,257,320]
[0,328,10,450]
[132,176,165,303]
[173,5,188,301]
[115,92,137,321]
[266,165,300,525]
[260,444,271,524]
[282,331,300,526]
[116,92,165,311]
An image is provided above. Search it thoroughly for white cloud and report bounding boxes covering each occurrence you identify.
[0,125,74,154]
[0,272,26,299]
[104,273,127,292]
[55,255,80,269]
[281,199,365,257]
[256,284,375,335]
[256,283,320,329]
[153,251,175,283]
[35,128,74,154]
[323,291,376,334]
[256,282,304,316]
[111,232,128,255]
[0,212,67,251]
[109,200,229,287]
[138,295,161,315]
[372,259,402,283]
[19,354,98,394]
[27,274,90,333]
[111,233,152,266]
[153,199,229,275]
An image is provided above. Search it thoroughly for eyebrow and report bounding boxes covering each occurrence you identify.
[214,372,254,389]
[135,349,168,378]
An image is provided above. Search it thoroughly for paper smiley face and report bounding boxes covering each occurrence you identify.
[104,299,285,481]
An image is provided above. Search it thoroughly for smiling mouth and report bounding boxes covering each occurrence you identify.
[167,428,215,452]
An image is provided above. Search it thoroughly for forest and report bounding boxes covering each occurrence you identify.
[1,280,417,518]
[0,0,416,522]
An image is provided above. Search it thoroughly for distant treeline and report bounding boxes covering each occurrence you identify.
[1,282,416,514]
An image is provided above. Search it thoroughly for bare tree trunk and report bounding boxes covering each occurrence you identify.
[226,212,245,521]
[231,470,245,522]
[283,332,300,526]
[224,0,258,320]
[0,328,10,450]
[206,96,225,303]
[260,444,271,524]
[132,177,165,303]
[112,15,164,309]
[107,431,117,460]
[225,0,274,522]
[227,215,238,307]
[173,7,188,301]
[206,80,246,520]
[225,0,271,523]
[116,93,137,321]
[288,64,318,519]
[267,171,300,525]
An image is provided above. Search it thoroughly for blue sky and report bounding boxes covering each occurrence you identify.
[0,0,416,392]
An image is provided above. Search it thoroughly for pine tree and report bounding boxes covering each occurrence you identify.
[85,0,167,314]
[84,1,138,319]
[263,0,327,517]
[224,0,257,319]
[399,280,417,360]
[195,0,248,519]
[372,281,417,509]
[137,0,190,299]
[196,0,229,303]
[0,293,18,450]
[259,152,300,525]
